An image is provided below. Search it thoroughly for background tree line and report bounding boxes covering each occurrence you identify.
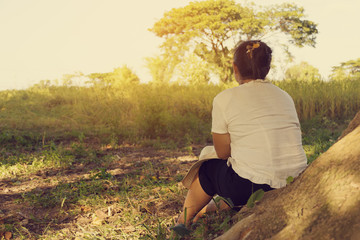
[78,0,358,86]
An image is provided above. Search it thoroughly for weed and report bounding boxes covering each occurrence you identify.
[91,168,113,180]
[188,209,237,239]
[286,176,294,185]
[142,219,169,240]
[246,189,265,208]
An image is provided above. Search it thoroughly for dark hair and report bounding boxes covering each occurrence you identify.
[233,40,272,80]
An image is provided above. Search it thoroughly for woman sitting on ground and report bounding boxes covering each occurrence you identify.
[177,40,308,225]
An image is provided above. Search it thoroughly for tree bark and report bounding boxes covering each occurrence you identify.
[216,111,360,240]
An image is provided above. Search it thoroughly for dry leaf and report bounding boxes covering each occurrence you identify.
[80,206,91,213]
[20,219,29,225]
[92,216,104,226]
[4,231,12,240]
[123,225,136,233]
[94,210,108,220]
[92,218,103,226]
[77,216,91,225]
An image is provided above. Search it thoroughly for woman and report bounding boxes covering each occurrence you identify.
[177,40,307,225]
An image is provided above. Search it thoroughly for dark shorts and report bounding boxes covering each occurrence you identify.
[198,159,273,207]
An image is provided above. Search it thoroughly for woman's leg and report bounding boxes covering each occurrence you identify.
[192,198,231,222]
[177,173,212,226]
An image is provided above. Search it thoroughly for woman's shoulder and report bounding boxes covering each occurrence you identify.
[214,87,237,102]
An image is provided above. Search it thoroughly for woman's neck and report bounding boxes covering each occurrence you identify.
[239,79,256,85]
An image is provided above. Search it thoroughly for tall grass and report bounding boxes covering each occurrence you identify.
[0,79,359,146]
[274,79,360,120]
[0,83,224,145]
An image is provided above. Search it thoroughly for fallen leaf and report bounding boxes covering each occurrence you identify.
[94,210,108,220]
[123,225,136,233]
[92,216,104,226]
[80,206,91,213]
[77,217,91,225]
[20,219,29,225]
[4,231,12,240]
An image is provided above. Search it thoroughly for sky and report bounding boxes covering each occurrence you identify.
[0,0,359,90]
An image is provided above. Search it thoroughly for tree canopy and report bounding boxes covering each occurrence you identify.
[329,58,360,81]
[285,61,321,81]
[149,0,318,83]
[87,65,139,87]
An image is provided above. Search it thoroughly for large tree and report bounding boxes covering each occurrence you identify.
[149,0,318,83]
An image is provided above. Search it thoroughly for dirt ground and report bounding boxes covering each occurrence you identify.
[0,145,204,239]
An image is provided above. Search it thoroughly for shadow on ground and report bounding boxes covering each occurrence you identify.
[0,145,202,239]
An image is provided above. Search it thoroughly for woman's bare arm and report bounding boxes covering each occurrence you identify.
[212,133,231,160]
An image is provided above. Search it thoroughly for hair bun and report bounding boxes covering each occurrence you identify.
[246,42,261,59]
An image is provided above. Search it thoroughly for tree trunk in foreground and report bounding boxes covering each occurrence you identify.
[216,112,360,240]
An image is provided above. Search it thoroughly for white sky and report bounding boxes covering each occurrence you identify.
[0,0,359,90]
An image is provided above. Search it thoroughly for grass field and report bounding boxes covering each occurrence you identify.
[0,79,358,239]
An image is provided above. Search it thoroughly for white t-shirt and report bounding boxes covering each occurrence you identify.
[212,80,307,188]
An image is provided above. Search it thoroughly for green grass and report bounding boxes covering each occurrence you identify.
[0,114,349,239]
[0,79,356,239]
[301,116,346,163]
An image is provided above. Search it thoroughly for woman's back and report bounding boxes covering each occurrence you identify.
[212,80,307,188]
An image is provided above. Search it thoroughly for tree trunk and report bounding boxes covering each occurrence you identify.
[216,111,360,240]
